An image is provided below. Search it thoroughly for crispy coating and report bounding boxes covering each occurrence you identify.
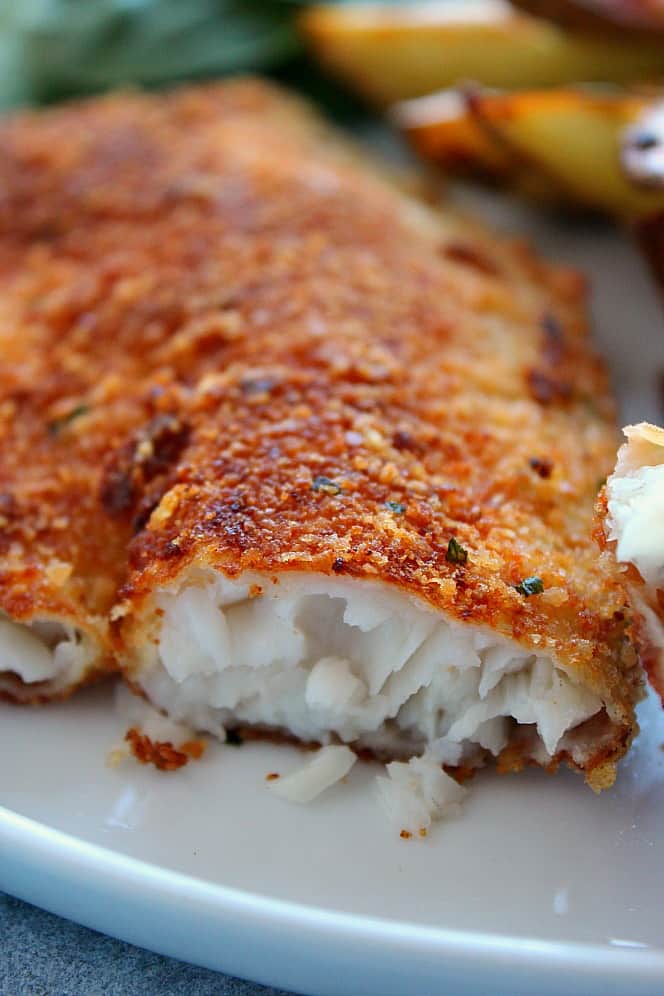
[595,427,664,705]
[1,79,361,696]
[124,728,206,771]
[0,81,642,773]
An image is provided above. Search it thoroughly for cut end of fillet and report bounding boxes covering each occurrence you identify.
[121,566,629,787]
[603,422,664,702]
[0,613,102,703]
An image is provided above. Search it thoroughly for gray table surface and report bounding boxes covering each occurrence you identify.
[1,892,294,996]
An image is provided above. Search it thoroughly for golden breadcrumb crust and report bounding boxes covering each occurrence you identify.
[0,81,642,783]
[124,727,206,771]
[595,488,664,704]
[1,79,348,695]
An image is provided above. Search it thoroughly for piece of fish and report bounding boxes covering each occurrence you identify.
[598,422,664,703]
[0,79,352,700]
[0,81,643,790]
[100,83,640,790]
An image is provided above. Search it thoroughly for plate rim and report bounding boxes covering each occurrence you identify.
[2,802,664,994]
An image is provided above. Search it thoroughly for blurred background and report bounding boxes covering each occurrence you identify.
[0,1,326,108]
[2,1,664,251]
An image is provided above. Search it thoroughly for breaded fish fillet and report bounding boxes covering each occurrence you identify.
[78,82,638,790]
[598,422,664,703]
[0,81,642,789]
[0,80,368,701]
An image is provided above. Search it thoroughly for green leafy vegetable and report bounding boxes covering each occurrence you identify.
[0,0,303,107]
[385,500,406,514]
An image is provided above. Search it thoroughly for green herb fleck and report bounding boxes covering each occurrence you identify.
[0,3,301,106]
[385,500,406,514]
[515,576,544,597]
[446,536,468,565]
[48,404,89,436]
[312,476,342,496]
[225,729,244,747]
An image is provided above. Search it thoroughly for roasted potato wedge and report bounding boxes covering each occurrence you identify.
[511,0,664,39]
[300,2,664,106]
[394,88,560,201]
[471,88,664,218]
[393,89,513,179]
[399,86,664,219]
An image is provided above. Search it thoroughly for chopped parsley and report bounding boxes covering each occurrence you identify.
[446,536,468,565]
[385,500,406,514]
[225,729,244,747]
[48,404,89,436]
[515,576,544,597]
[312,476,342,496]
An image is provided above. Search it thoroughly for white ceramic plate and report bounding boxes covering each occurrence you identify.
[1,194,664,996]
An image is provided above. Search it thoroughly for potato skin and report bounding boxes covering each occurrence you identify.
[400,86,664,220]
[300,2,664,104]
